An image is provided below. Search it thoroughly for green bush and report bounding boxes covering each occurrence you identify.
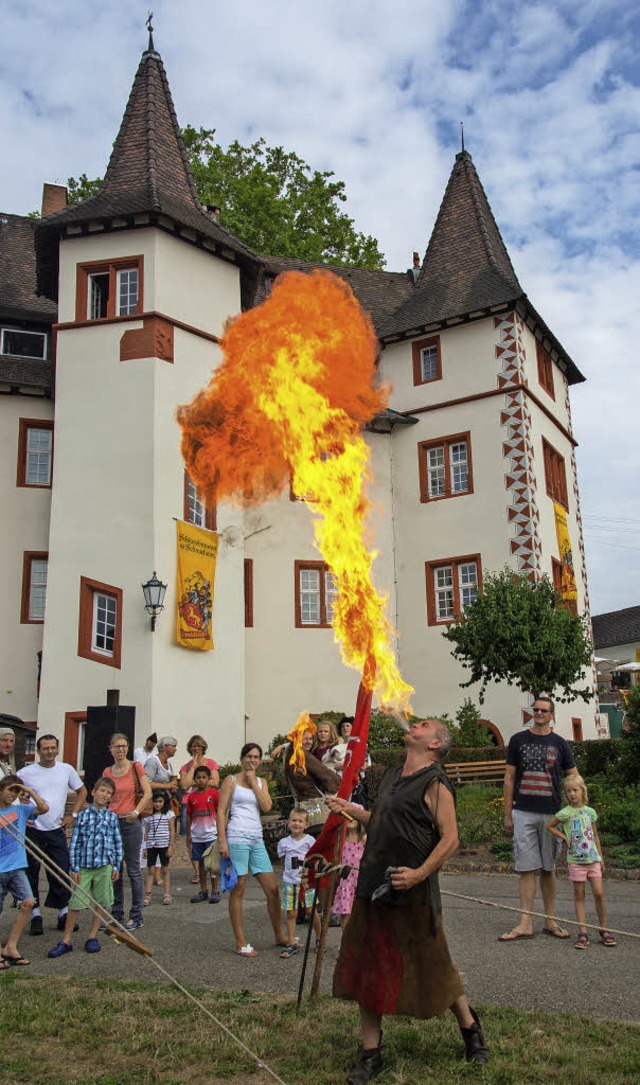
[491,839,513,862]
[447,699,495,748]
[455,785,503,848]
[609,844,640,870]
[569,739,621,778]
[596,784,640,844]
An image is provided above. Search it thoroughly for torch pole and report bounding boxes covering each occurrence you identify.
[309,817,347,1003]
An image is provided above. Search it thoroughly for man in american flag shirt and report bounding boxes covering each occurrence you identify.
[48,777,123,958]
[499,695,577,941]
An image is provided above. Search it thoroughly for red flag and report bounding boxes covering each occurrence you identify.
[305,681,373,875]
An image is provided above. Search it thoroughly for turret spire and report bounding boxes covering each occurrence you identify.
[146,12,155,55]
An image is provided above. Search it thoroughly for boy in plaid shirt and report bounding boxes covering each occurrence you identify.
[48,777,123,957]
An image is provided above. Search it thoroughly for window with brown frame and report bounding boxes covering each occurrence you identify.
[183,472,216,531]
[571,718,584,742]
[295,561,337,628]
[17,419,54,488]
[536,342,555,400]
[78,576,123,669]
[542,437,568,509]
[425,554,482,626]
[21,552,48,624]
[411,335,442,386]
[418,431,473,502]
[244,559,254,628]
[75,256,143,322]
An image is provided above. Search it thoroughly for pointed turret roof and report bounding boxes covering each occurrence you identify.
[378,150,522,339]
[378,149,584,383]
[36,40,260,300]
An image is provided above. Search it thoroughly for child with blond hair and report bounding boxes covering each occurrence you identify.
[547,774,616,949]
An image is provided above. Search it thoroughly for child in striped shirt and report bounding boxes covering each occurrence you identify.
[48,777,123,957]
[143,791,176,905]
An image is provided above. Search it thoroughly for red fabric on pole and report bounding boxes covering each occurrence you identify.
[305,681,373,875]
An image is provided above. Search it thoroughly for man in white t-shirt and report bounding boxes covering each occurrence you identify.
[18,734,86,936]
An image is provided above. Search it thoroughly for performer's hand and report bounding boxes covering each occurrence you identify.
[503,812,514,837]
[326,796,349,814]
[390,866,423,891]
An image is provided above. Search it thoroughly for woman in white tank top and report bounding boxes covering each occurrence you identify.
[217,743,286,956]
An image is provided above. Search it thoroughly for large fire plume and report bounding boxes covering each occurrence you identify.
[178,269,413,713]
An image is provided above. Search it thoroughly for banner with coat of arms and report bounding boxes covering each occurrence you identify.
[176,521,218,650]
[553,502,578,601]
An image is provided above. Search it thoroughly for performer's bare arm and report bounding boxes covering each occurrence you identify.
[326,796,372,826]
[390,782,458,892]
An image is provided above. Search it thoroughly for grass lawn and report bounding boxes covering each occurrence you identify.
[1,974,638,1085]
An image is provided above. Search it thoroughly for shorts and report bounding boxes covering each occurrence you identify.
[282,883,314,912]
[191,839,216,863]
[147,846,170,868]
[68,865,114,912]
[227,838,273,877]
[0,868,33,911]
[512,809,561,872]
[568,862,603,882]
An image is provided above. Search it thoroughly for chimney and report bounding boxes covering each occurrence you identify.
[411,250,421,284]
[206,204,221,222]
[41,183,68,218]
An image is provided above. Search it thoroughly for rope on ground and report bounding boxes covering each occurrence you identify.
[441,888,640,940]
[0,817,291,1085]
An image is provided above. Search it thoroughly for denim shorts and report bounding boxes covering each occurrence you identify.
[0,868,34,912]
[191,839,216,863]
[512,809,561,872]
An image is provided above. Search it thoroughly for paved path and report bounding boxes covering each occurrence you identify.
[19,870,640,1022]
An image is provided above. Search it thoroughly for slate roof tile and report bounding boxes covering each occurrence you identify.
[592,606,640,650]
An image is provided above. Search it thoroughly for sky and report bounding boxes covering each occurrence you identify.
[1,0,639,617]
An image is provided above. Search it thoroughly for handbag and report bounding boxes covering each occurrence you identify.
[132,763,154,819]
[202,838,221,874]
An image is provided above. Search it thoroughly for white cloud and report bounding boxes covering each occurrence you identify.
[1,0,639,612]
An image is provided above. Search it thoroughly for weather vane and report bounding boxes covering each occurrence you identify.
[460,121,465,153]
[146,11,155,52]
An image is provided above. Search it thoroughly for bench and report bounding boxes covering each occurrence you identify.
[445,760,506,786]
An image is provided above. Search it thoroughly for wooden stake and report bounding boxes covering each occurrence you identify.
[309,818,346,1002]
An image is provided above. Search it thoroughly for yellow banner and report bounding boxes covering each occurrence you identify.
[176,521,218,650]
[553,502,578,601]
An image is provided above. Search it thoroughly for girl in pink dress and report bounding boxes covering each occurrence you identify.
[333,816,366,929]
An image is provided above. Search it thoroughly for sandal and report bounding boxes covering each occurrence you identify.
[280,943,299,959]
[599,929,617,946]
[143,895,152,907]
[162,894,172,905]
[1,953,29,966]
[542,926,570,939]
[574,932,589,950]
[235,944,257,957]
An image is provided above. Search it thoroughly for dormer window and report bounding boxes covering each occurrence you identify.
[76,257,143,322]
[412,335,442,386]
[1,328,47,360]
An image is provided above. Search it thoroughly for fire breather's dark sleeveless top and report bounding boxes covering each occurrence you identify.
[356,761,455,908]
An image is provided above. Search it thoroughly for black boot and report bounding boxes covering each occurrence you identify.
[347,1037,384,1084]
[460,1007,490,1065]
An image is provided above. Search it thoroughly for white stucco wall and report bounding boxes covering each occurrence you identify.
[38,228,247,766]
[0,396,53,722]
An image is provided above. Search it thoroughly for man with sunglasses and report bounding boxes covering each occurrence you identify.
[499,696,577,941]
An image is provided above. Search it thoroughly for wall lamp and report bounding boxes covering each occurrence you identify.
[142,571,167,631]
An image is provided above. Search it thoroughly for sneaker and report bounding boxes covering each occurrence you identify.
[48,940,73,959]
[209,892,220,904]
[29,916,44,936]
[190,891,208,903]
[124,918,144,931]
[85,938,101,954]
[347,1045,384,1084]
[57,916,79,932]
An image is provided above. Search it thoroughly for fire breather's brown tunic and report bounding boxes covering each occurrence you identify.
[333,761,464,1018]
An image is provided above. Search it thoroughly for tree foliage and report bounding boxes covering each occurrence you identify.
[447,699,495,747]
[442,567,594,704]
[66,126,385,269]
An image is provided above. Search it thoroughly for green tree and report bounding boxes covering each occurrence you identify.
[442,567,594,704]
[66,127,385,270]
[448,699,494,747]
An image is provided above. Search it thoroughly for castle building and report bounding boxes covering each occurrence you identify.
[0,38,604,769]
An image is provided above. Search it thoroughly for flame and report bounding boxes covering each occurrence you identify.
[287,711,316,774]
[178,269,413,713]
